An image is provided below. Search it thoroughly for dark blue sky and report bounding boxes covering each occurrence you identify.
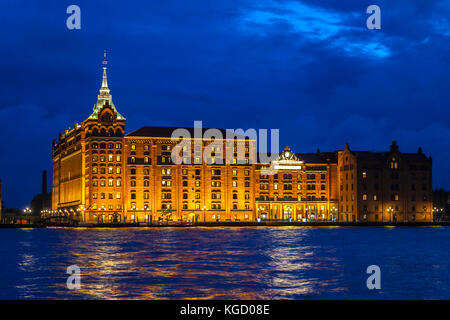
[1,0,449,208]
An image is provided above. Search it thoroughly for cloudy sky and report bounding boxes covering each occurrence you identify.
[0,0,449,208]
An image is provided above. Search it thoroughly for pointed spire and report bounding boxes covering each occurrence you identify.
[98,50,111,98]
[98,67,111,98]
[88,51,125,120]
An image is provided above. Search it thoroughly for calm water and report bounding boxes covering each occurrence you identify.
[0,226,449,299]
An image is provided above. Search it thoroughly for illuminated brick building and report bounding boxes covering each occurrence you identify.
[254,147,339,222]
[51,65,433,223]
[338,142,433,222]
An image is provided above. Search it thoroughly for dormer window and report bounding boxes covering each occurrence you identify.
[390,157,398,170]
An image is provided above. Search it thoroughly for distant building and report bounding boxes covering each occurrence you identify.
[432,189,450,221]
[51,63,433,223]
[30,170,52,217]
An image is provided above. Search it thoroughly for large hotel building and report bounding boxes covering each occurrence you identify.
[52,66,433,223]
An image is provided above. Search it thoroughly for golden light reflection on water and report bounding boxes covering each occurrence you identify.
[7,226,450,299]
[39,227,346,299]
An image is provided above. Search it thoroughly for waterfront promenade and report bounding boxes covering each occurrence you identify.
[1,221,449,228]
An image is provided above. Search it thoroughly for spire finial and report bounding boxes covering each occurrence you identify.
[89,52,125,120]
[99,50,110,97]
[103,50,108,67]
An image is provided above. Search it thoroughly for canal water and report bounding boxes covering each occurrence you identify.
[0,226,449,299]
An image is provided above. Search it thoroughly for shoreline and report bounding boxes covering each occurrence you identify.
[1,221,449,228]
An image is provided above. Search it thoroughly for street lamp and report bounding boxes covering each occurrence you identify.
[23,207,32,224]
[331,206,338,222]
[131,205,137,223]
[202,206,208,223]
[144,205,150,226]
[387,206,394,222]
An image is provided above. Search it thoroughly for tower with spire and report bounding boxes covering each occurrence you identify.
[88,51,125,121]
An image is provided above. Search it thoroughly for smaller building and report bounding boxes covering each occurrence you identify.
[338,141,433,222]
[432,189,450,221]
[254,146,339,222]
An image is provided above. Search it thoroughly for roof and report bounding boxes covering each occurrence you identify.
[352,151,387,161]
[126,126,252,139]
[296,152,337,164]
[352,151,430,162]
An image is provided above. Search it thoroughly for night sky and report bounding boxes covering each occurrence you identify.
[0,0,449,208]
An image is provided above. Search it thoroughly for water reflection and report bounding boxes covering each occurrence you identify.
[1,226,450,299]
[46,227,345,299]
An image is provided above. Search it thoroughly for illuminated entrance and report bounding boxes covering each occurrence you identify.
[283,206,292,221]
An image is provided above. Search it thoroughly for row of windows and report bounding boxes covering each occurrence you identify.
[92,178,121,187]
[128,167,252,176]
[91,143,122,149]
[93,192,121,199]
[361,205,427,212]
[259,195,328,201]
[92,167,121,174]
[261,184,326,190]
[361,171,428,180]
[361,194,428,202]
[260,174,326,180]
[91,155,121,162]
[92,204,122,210]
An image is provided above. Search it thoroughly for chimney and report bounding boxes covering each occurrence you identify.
[42,170,47,195]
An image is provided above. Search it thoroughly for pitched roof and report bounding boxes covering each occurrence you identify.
[296,152,337,164]
[126,126,251,139]
[256,152,337,164]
